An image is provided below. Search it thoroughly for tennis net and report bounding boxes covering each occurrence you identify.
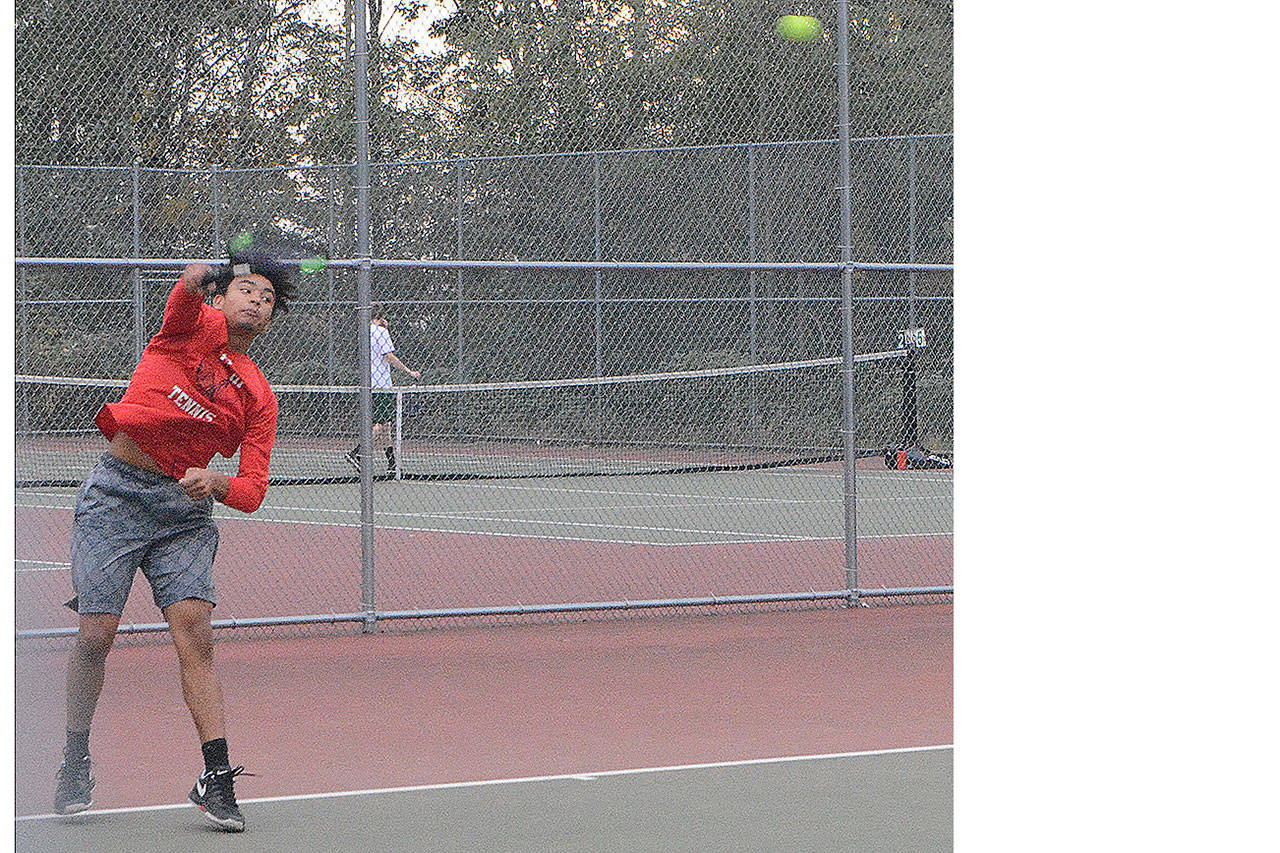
[15,351,909,487]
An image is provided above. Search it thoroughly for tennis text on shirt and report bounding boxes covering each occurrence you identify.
[167,386,216,422]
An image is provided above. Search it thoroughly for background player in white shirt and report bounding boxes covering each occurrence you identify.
[346,305,419,475]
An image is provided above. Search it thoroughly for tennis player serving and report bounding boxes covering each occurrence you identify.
[53,241,296,832]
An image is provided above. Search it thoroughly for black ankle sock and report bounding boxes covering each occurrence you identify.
[201,738,230,773]
[64,730,90,764]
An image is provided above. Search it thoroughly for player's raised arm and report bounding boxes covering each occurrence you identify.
[182,263,215,295]
[156,264,218,340]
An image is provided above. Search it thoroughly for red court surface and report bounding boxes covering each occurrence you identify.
[14,604,952,817]
[16,506,951,632]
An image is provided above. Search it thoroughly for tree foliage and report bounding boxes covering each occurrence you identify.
[14,0,440,168]
[15,0,953,403]
[426,0,952,156]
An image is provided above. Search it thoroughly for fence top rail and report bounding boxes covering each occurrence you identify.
[13,163,336,176]
[15,133,954,174]
[14,257,954,273]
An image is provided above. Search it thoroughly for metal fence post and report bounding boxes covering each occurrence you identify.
[908,137,919,331]
[456,157,465,385]
[747,145,759,436]
[326,166,339,422]
[210,165,222,251]
[836,0,860,604]
[455,157,466,438]
[353,0,376,633]
[902,136,919,448]
[593,151,604,439]
[131,160,145,362]
[18,166,31,435]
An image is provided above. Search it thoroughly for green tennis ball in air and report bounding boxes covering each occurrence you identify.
[299,257,328,275]
[775,14,822,42]
[230,231,254,252]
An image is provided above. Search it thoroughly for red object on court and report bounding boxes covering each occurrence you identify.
[94,281,277,513]
[888,446,953,471]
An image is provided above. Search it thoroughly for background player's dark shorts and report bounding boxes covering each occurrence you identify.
[373,390,397,425]
[70,454,219,616]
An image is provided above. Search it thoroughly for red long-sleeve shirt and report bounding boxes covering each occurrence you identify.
[95,281,278,513]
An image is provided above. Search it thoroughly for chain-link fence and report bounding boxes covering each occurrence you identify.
[15,0,953,638]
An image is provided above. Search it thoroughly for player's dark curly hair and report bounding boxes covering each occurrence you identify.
[205,241,298,316]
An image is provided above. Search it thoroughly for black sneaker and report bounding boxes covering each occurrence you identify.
[54,757,95,815]
[344,447,362,476]
[189,766,250,832]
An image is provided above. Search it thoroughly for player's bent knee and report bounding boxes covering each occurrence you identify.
[164,599,214,640]
[75,615,119,658]
[74,633,113,660]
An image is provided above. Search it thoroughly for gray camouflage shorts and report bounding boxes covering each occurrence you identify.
[69,453,220,616]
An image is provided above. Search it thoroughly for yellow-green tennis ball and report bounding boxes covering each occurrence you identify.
[775,15,822,42]
[230,231,253,252]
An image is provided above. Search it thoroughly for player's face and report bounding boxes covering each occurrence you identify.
[214,274,276,336]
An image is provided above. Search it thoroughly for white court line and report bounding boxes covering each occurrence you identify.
[7,504,808,545]
[402,478,951,506]
[13,500,950,547]
[857,473,954,484]
[413,479,835,506]
[418,499,835,518]
[17,485,949,546]
[14,491,947,520]
[23,509,808,548]
[14,745,953,822]
[15,560,69,573]
[805,530,954,541]
[757,468,953,481]
[365,493,945,519]
[305,512,812,542]
[14,501,818,544]
[228,499,834,521]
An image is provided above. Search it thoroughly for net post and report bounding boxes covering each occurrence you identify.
[901,355,919,448]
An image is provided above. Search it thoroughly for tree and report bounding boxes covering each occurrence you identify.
[424,0,953,157]
[15,0,443,169]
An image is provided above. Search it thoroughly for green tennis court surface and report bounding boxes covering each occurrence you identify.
[17,465,952,546]
[16,748,952,852]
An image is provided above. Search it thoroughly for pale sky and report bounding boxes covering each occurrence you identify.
[298,0,455,56]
